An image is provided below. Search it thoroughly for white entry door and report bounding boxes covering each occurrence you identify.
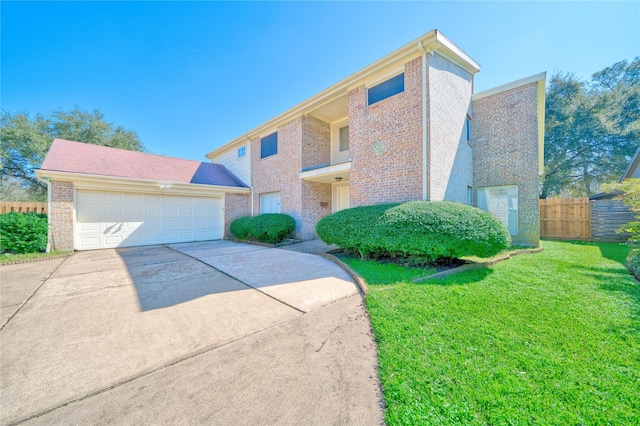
[336,186,350,211]
[75,190,224,250]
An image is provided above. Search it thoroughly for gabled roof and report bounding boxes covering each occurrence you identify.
[40,139,248,188]
[620,145,640,182]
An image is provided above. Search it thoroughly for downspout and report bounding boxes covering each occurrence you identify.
[246,135,255,216]
[418,41,429,201]
[36,174,52,252]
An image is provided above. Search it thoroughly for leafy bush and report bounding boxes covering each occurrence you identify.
[0,212,48,254]
[316,200,511,261]
[230,215,252,239]
[248,213,296,244]
[230,213,296,244]
[626,247,640,281]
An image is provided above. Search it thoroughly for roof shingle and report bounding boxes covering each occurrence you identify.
[40,139,248,188]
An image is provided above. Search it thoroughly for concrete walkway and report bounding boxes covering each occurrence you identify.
[0,241,383,425]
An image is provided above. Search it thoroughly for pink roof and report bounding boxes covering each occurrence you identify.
[40,139,247,188]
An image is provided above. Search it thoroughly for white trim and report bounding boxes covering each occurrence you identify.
[299,161,352,180]
[473,72,547,100]
[36,170,250,196]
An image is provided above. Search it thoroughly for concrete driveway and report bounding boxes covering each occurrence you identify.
[0,240,383,425]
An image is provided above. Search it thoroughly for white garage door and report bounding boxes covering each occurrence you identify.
[75,190,224,250]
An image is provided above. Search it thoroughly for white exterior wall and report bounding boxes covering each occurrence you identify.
[330,118,351,165]
[210,145,251,186]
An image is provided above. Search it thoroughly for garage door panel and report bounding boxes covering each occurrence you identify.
[75,190,223,250]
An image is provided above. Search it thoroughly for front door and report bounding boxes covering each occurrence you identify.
[337,186,350,211]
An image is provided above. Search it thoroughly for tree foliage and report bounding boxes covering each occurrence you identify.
[542,58,640,198]
[1,107,144,200]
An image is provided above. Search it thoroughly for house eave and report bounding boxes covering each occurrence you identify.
[35,169,251,196]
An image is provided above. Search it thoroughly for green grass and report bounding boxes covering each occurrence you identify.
[348,240,640,425]
[0,250,70,264]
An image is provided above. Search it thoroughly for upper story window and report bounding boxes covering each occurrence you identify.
[367,73,405,105]
[466,117,471,142]
[339,126,350,152]
[237,145,246,158]
[260,132,278,159]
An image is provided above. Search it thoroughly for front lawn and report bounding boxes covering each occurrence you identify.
[345,240,640,424]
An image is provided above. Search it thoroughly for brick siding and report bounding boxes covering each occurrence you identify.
[301,115,331,170]
[472,83,540,246]
[349,57,424,207]
[224,193,251,237]
[300,181,332,240]
[427,53,474,203]
[50,180,74,251]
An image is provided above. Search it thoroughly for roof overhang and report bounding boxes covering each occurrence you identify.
[620,146,640,182]
[206,29,481,159]
[35,170,251,196]
[473,72,547,175]
[299,162,351,183]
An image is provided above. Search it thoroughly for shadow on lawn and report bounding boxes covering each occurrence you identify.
[416,266,494,286]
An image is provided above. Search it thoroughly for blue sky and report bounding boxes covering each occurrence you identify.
[2,1,639,161]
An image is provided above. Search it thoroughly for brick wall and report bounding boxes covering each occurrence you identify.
[251,118,305,237]
[300,181,332,240]
[50,180,74,251]
[224,193,251,237]
[349,57,424,207]
[472,83,540,246]
[301,115,330,170]
[427,53,474,203]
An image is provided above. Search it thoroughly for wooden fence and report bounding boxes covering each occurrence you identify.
[0,202,48,214]
[539,198,591,240]
[590,199,635,242]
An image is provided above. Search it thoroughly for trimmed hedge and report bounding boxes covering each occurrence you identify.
[229,215,252,239]
[230,213,296,244]
[316,200,511,261]
[0,212,48,254]
[626,247,640,281]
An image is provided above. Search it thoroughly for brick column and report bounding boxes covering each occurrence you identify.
[50,180,74,251]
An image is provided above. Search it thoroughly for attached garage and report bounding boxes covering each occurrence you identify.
[75,190,224,250]
[37,139,250,251]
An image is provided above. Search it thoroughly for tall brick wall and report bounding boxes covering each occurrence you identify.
[349,57,424,207]
[50,180,74,251]
[224,193,251,237]
[427,53,474,203]
[300,181,332,240]
[301,115,330,170]
[472,83,540,246]
[251,118,305,237]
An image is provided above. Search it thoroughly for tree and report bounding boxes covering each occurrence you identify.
[1,107,144,200]
[541,58,640,198]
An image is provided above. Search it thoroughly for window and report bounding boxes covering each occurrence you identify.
[237,145,246,158]
[467,186,473,205]
[367,73,405,105]
[260,132,278,159]
[478,185,518,235]
[466,117,471,142]
[339,126,350,152]
[260,192,281,214]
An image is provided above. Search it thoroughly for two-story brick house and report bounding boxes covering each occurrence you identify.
[208,29,545,246]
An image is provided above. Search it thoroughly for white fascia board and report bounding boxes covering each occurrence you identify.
[206,29,482,159]
[35,170,251,196]
[473,72,547,100]
[299,162,351,180]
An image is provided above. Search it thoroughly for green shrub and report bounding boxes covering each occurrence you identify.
[0,212,48,254]
[316,200,511,261]
[248,213,296,244]
[230,215,252,239]
[626,247,640,281]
